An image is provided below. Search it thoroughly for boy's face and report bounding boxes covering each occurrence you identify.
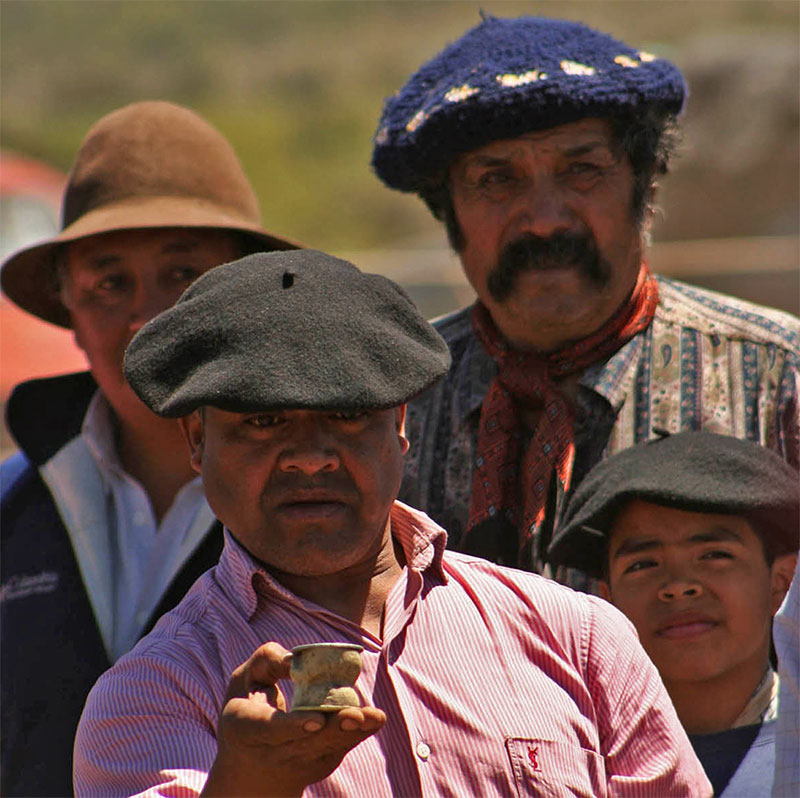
[601,499,795,689]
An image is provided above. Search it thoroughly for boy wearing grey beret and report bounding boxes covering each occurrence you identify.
[74,250,711,797]
[372,14,800,583]
[549,431,799,797]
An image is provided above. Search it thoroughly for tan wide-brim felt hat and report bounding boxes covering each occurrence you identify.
[1,100,300,328]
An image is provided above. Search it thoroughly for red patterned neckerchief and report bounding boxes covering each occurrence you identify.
[466,264,660,551]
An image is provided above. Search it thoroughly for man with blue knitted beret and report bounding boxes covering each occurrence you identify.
[371,14,800,583]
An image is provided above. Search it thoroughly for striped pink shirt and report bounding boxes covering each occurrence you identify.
[74,502,711,797]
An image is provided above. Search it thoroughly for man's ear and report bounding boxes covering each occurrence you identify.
[396,404,410,455]
[597,580,612,602]
[641,182,659,245]
[178,410,205,474]
[770,552,798,615]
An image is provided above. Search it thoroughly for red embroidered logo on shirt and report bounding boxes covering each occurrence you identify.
[528,746,540,771]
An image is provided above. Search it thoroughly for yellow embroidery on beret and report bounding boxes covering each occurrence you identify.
[638,51,657,62]
[560,60,596,76]
[406,109,428,133]
[444,84,480,103]
[496,69,548,88]
[614,55,640,69]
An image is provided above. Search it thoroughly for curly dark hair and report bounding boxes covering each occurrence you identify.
[419,108,681,251]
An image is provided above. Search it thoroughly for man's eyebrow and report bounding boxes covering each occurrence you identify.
[687,527,745,545]
[561,140,614,158]
[85,254,123,270]
[612,526,746,561]
[160,240,203,254]
[612,537,661,560]
[462,153,514,168]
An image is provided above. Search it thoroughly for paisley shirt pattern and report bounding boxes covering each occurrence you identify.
[400,277,800,588]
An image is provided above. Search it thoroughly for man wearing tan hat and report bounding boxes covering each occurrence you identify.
[0,100,296,796]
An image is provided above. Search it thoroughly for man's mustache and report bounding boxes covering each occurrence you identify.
[266,475,358,503]
[487,232,610,302]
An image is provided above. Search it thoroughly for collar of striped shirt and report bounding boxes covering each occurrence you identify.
[213,500,451,621]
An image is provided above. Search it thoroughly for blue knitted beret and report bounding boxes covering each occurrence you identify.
[372,15,687,191]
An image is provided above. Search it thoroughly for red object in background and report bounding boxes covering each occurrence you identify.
[0,150,87,402]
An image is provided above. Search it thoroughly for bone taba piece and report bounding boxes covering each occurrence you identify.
[290,643,364,712]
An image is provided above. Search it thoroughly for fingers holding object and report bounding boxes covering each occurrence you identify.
[224,642,293,708]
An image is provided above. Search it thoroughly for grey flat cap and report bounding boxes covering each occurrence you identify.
[549,431,800,577]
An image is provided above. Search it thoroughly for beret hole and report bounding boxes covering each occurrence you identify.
[282,271,294,289]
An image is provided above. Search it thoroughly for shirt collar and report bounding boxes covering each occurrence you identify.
[390,500,449,577]
[451,301,648,426]
[216,501,450,621]
[577,333,645,412]
[732,667,780,728]
[451,308,498,426]
[81,391,123,483]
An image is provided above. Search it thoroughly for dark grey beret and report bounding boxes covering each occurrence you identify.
[548,431,800,578]
[123,250,451,416]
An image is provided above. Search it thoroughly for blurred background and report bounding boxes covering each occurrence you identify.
[1,0,798,452]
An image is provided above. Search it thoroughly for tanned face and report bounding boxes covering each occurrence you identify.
[602,500,795,689]
[64,227,239,423]
[180,406,409,578]
[449,118,646,352]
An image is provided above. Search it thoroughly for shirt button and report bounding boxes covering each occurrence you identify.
[416,742,431,761]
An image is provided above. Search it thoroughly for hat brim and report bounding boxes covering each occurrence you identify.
[1,195,300,328]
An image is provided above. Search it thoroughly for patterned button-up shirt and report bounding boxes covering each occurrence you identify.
[74,503,711,797]
[400,277,799,584]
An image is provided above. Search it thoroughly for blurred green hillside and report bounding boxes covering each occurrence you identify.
[2,0,798,254]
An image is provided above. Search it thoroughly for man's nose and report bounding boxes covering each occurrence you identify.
[513,180,577,239]
[128,284,176,333]
[657,578,703,602]
[278,430,340,476]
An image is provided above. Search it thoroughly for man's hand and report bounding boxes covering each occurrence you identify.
[200,642,385,797]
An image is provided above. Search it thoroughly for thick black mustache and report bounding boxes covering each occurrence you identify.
[487,232,610,302]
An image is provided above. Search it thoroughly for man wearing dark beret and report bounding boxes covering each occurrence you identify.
[371,14,800,583]
[548,431,799,797]
[0,100,298,796]
[74,250,710,797]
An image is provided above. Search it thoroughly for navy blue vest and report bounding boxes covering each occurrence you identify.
[1,373,224,797]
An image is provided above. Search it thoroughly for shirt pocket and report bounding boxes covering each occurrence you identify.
[505,737,607,798]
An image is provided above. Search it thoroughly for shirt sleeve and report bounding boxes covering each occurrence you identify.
[777,354,799,470]
[773,555,800,797]
[582,596,713,798]
[73,646,219,797]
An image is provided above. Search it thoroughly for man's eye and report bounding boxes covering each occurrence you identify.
[623,559,657,575]
[701,550,734,561]
[246,414,282,428]
[333,410,370,422]
[169,266,202,284]
[477,170,515,188]
[95,274,129,294]
[566,162,601,176]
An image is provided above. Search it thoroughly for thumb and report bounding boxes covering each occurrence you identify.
[225,642,293,711]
